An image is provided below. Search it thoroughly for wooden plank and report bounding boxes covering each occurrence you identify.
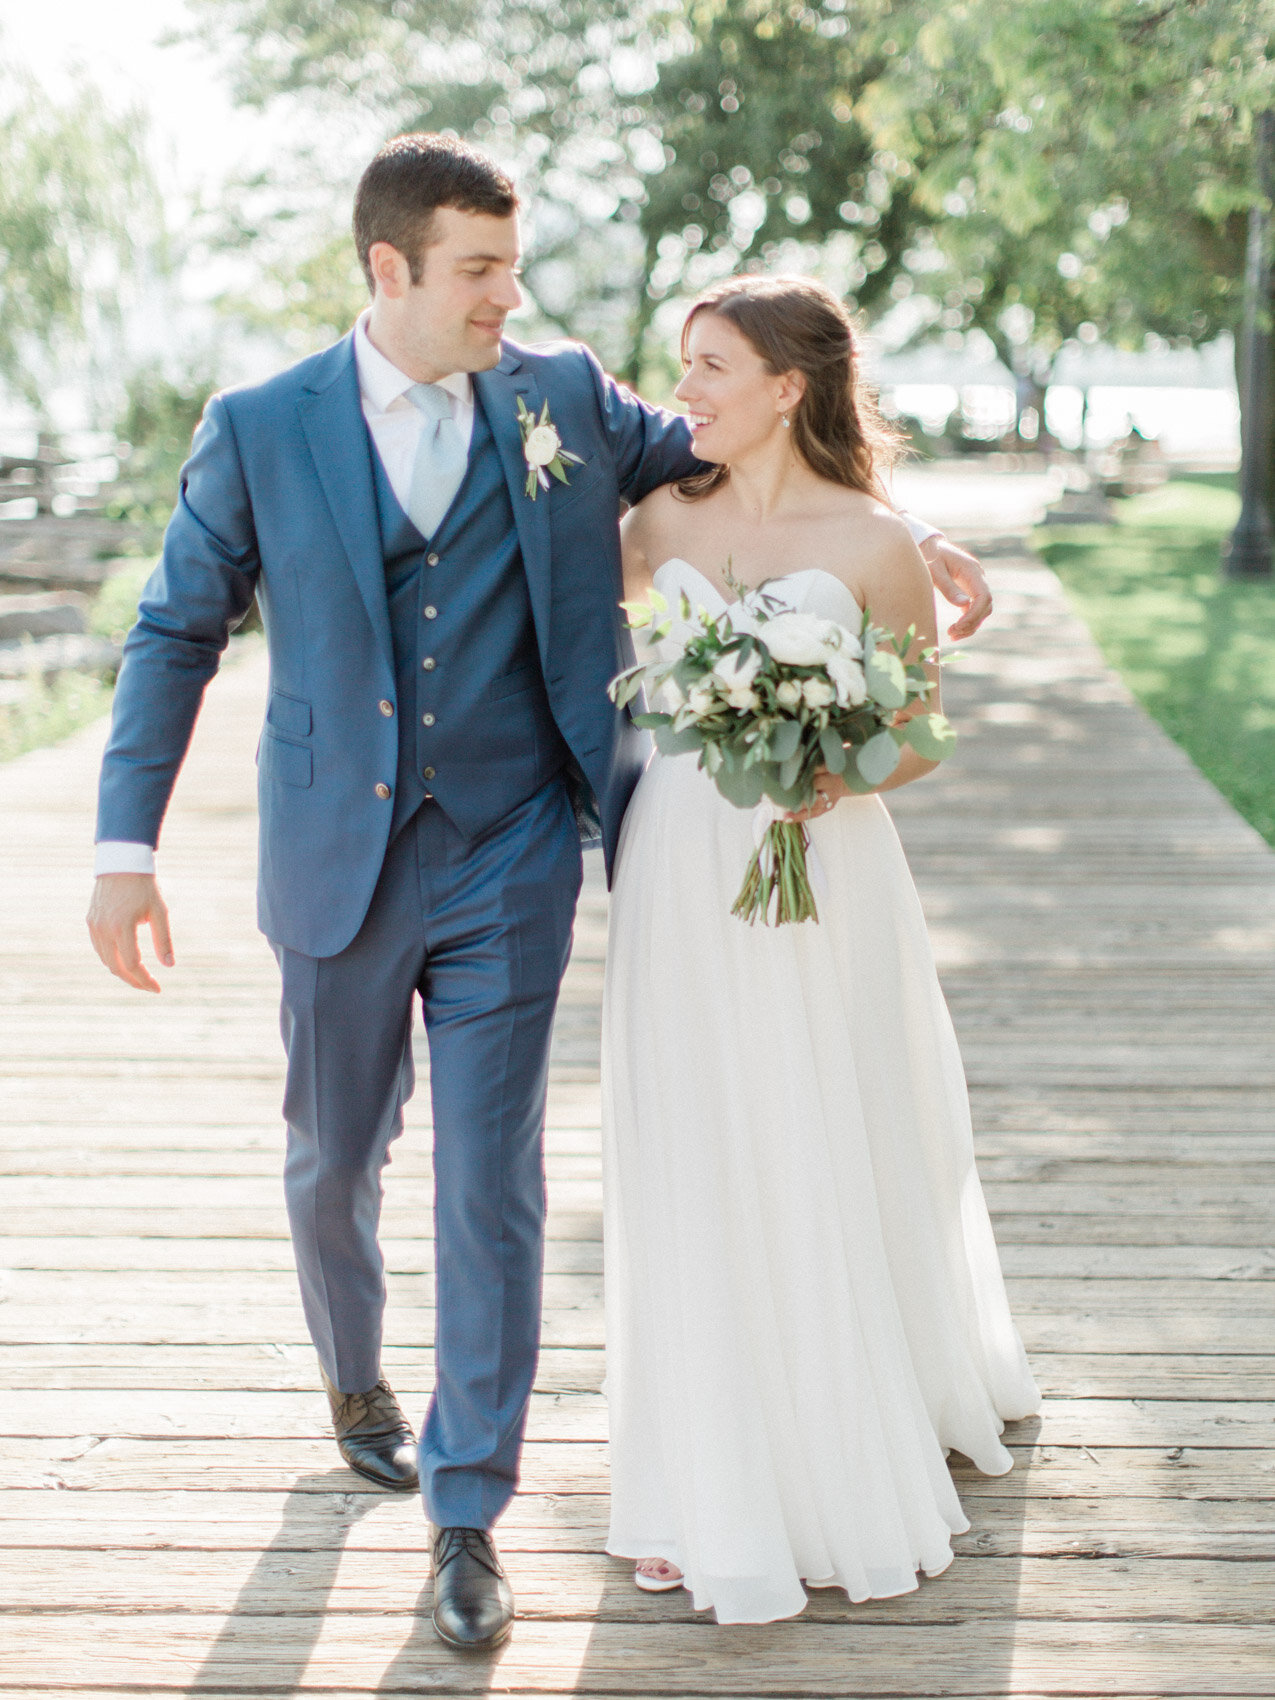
[3,1344,1272,1398]
[0,1617,1273,1695]
[0,1551,1268,1625]
[0,1392,1269,1446]
[0,1493,1271,1561]
[1,1438,1268,1501]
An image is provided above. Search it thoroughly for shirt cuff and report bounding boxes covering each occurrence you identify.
[95,841,156,877]
[899,510,942,547]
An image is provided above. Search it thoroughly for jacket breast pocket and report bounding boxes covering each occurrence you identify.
[490,662,541,701]
[549,453,605,516]
[267,690,312,738]
[259,729,313,788]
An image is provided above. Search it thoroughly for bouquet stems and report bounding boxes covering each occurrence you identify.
[731,821,820,926]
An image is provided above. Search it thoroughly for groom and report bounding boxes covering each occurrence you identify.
[87,133,991,1650]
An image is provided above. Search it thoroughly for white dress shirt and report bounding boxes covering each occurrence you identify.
[94,331,940,877]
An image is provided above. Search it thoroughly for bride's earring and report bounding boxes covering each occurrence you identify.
[781,413,791,430]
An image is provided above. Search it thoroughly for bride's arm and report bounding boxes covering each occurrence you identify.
[862,523,943,793]
[789,516,942,822]
[619,492,666,603]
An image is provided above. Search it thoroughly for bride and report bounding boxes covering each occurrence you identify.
[600,275,1041,1625]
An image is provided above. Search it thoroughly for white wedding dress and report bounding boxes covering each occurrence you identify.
[600,559,1041,1624]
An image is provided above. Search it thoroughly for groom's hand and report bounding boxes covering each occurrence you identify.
[87,874,174,994]
[919,535,992,640]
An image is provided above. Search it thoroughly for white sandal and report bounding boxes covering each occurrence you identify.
[634,1559,685,1593]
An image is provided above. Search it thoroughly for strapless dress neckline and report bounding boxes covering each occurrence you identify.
[651,558,863,621]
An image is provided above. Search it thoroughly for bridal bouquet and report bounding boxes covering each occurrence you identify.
[608,579,956,925]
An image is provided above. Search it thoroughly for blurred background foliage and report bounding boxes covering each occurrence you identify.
[175,0,1271,395]
[0,0,1271,490]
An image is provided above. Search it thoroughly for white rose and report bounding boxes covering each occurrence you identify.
[711,647,763,692]
[524,423,562,467]
[831,623,864,660]
[759,612,838,666]
[775,679,803,710]
[826,652,867,707]
[686,684,716,716]
[726,684,761,712]
[802,676,836,709]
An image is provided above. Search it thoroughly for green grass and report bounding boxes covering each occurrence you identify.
[1034,476,1275,844]
[0,560,153,763]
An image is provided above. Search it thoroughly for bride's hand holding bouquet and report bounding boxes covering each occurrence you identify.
[608,572,956,925]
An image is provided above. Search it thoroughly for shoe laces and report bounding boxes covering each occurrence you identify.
[433,1526,504,1577]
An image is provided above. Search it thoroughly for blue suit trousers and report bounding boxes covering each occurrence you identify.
[274,777,582,1528]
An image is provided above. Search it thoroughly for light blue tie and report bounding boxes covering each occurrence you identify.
[405,382,468,539]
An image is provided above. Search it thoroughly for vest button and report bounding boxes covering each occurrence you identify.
[426,552,440,566]
[422,766,436,781]
[422,712,436,727]
[422,657,436,670]
[423,605,438,619]
[378,699,394,717]
[374,782,391,800]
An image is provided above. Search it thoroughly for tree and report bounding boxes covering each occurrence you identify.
[625,1,932,380]
[0,60,161,419]
[868,0,1268,412]
[188,0,669,366]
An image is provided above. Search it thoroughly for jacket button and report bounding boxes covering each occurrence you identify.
[426,552,440,566]
[422,766,436,781]
[378,699,394,717]
[374,782,391,800]
[422,712,435,727]
[423,605,438,620]
[422,657,436,671]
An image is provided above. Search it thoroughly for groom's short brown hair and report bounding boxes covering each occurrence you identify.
[353,133,518,290]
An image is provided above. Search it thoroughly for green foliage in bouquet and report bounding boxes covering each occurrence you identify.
[608,578,956,924]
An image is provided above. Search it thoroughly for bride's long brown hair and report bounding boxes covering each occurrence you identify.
[674,275,901,501]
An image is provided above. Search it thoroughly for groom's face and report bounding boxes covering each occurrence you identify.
[369,206,523,380]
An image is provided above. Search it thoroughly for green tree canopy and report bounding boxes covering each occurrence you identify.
[870,0,1271,381]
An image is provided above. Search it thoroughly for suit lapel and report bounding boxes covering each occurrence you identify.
[474,354,553,656]
[298,336,393,672]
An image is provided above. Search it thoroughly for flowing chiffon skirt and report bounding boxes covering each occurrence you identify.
[601,738,1041,1624]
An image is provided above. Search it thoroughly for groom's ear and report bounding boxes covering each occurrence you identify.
[367,242,415,301]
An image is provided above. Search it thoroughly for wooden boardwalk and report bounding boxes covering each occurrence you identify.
[1,538,1273,1696]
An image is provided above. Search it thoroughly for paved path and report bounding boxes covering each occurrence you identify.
[1,538,1273,1695]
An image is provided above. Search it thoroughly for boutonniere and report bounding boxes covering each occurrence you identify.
[516,396,584,500]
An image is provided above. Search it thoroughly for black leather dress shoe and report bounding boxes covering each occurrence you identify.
[429,1525,515,1650]
[320,1368,419,1491]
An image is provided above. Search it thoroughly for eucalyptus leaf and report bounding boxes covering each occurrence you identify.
[818,727,847,773]
[761,771,808,810]
[780,750,804,791]
[767,719,802,762]
[713,759,767,808]
[653,722,705,757]
[856,729,902,786]
[631,711,671,729]
[864,649,907,710]
[902,713,958,761]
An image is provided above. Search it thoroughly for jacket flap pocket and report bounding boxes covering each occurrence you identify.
[490,662,540,701]
[260,730,313,789]
[267,690,312,738]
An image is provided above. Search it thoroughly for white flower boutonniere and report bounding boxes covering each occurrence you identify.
[516,395,584,500]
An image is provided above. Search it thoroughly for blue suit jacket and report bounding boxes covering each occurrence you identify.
[97,333,701,957]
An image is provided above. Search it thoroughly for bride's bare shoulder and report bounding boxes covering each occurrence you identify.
[622,481,702,566]
[811,487,924,591]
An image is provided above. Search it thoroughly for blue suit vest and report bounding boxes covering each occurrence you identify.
[369,395,570,841]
